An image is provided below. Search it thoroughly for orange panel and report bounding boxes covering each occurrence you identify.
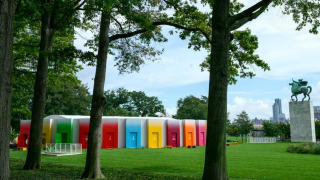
[183,120,195,146]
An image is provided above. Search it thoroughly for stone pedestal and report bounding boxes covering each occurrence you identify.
[289,101,315,142]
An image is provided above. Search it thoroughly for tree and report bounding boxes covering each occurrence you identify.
[277,122,290,140]
[0,0,15,179]
[81,0,167,177]
[104,88,130,109]
[226,112,231,128]
[226,123,240,137]
[22,0,86,169]
[149,1,271,178]
[104,106,139,117]
[45,76,91,116]
[103,88,164,117]
[188,0,320,178]
[129,91,164,117]
[234,111,253,142]
[173,95,207,120]
[262,121,277,137]
[11,71,34,132]
[315,120,320,140]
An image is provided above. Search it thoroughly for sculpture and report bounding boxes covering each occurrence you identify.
[289,79,312,101]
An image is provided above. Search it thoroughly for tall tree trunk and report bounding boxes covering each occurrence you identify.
[24,4,54,170]
[202,0,230,179]
[0,0,15,179]
[81,11,110,179]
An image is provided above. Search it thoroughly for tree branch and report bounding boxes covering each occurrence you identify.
[77,8,101,11]
[109,29,148,42]
[228,0,273,27]
[15,0,22,13]
[163,0,179,11]
[13,44,40,47]
[75,0,86,10]
[111,15,125,33]
[153,22,211,44]
[14,68,37,74]
[230,3,270,31]
[73,0,82,6]
[109,21,211,44]
[30,19,41,23]
[52,0,86,32]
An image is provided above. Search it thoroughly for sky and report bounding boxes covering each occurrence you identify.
[74,0,320,121]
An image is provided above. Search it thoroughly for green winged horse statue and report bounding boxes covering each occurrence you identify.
[289,79,312,101]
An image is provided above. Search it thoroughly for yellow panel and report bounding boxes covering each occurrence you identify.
[42,119,52,149]
[147,119,162,148]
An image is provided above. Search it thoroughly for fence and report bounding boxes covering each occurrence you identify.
[45,143,82,154]
[247,137,276,143]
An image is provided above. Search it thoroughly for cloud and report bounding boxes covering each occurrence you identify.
[73,3,320,117]
[145,91,163,97]
[227,97,274,120]
[227,81,320,121]
[307,82,320,103]
[165,107,178,117]
[77,40,210,93]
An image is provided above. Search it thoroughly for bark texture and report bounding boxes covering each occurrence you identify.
[0,0,15,179]
[81,11,110,179]
[24,2,54,169]
[202,0,230,179]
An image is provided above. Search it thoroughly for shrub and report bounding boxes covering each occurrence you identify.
[287,144,298,153]
[311,145,320,154]
[287,143,320,155]
[296,144,311,154]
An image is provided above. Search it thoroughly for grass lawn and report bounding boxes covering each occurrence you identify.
[10,142,320,179]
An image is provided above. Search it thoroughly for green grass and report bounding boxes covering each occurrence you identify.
[10,142,320,179]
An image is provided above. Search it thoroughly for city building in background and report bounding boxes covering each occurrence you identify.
[252,118,264,125]
[314,106,320,120]
[279,113,286,123]
[272,98,286,123]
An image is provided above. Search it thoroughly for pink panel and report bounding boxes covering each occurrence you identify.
[196,120,206,146]
[166,120,180,147]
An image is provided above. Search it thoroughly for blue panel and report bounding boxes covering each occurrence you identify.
[130,132,137,148]
[126,118,141,148]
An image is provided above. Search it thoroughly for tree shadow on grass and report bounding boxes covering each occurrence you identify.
[10,161,198,180]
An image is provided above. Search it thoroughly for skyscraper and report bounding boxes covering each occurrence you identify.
[275,98,282,114]
[272,98,282,123]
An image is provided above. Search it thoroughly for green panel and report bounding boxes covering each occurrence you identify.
[56,119,73,143]
[61,133,67,143]
[55,133,62,143]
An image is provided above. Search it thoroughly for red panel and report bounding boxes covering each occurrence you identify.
[18,121,31,148]
[81,133,89,149]
[196,121,206,146]
[166,120,180,147]
[79,119,90,149]
[106,132,114,147]
[102,119,118,148]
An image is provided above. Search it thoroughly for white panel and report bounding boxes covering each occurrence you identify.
[194,120,197,146]
[72,119,80,143]
[141,118,147,147]
[118,118,126,148]
[179,120,183,147]
[162,119,167,147]
[51,119,57,143]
